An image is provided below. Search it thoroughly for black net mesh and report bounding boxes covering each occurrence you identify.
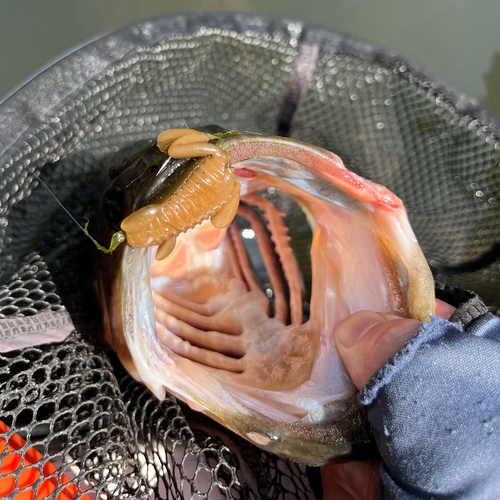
[290,49,500,307]
[0,12,499,499]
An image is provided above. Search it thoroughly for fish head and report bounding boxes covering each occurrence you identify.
[99,128,434,465]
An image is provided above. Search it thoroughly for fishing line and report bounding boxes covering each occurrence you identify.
[34,173,125,253]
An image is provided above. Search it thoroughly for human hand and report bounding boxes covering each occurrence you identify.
[321,299,456,500]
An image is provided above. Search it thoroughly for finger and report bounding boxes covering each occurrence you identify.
[321,460,380,500]
[336,311,421,389]
[435,298,456,320]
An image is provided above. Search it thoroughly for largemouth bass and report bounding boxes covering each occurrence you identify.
[98,127,434,466]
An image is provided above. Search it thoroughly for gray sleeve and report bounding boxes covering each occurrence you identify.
[359,313,500,499]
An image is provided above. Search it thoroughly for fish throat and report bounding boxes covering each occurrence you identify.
[149,187,317,397]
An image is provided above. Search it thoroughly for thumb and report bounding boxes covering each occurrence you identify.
[335,311,422,390]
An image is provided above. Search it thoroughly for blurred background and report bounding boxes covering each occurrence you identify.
[1,0,500,117]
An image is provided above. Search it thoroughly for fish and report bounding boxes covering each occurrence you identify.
[97,127,434,466]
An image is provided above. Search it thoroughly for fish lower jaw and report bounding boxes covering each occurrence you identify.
[120,241,369,464]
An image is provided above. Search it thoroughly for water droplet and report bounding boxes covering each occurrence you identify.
[246,432,271,445]
[383,425,390,437]
[475,191,484,197]
[377,122,385,130]
[266,288,274,298]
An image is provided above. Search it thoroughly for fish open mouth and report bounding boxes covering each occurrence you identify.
[144,169,407,422]
[101,128,435,464]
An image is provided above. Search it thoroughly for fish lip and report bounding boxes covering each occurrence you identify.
[218,133,405,211]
